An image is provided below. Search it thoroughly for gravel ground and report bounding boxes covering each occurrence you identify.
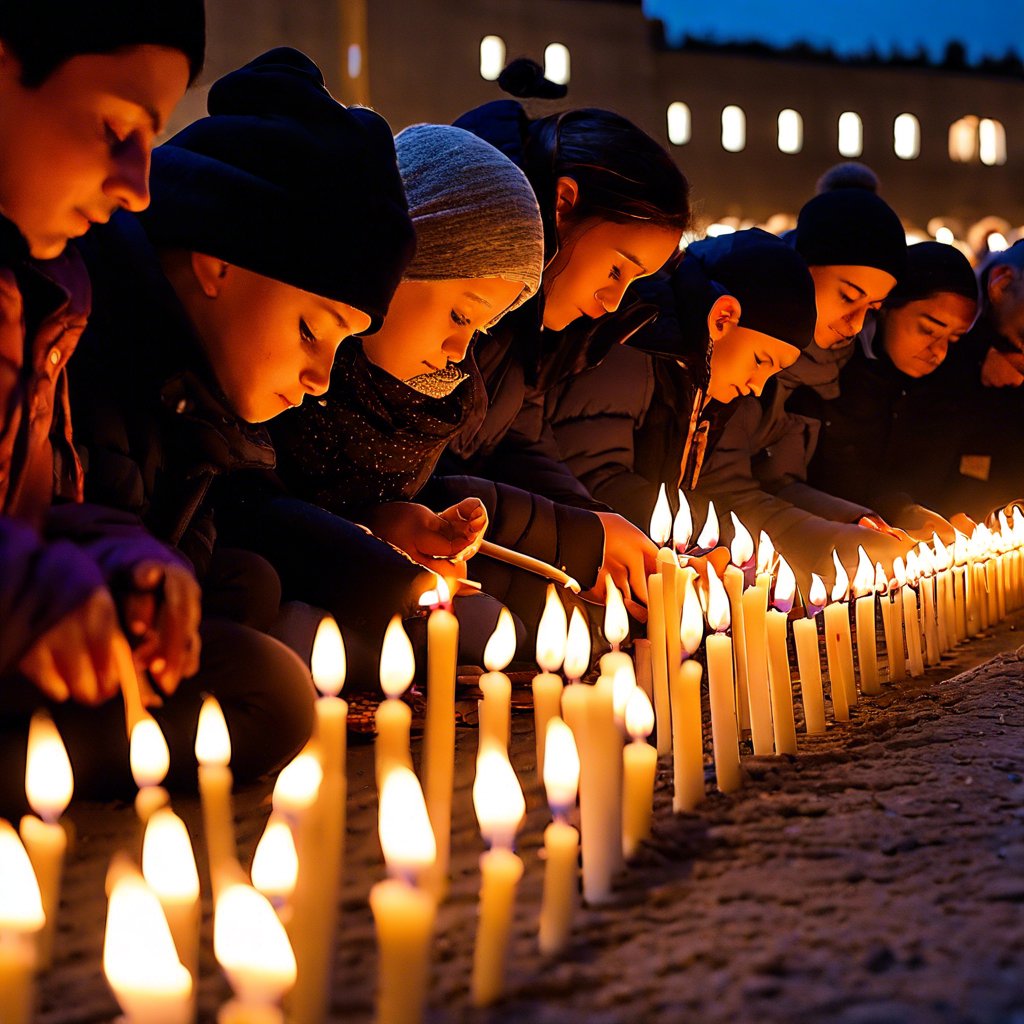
[36,615,1024,1024]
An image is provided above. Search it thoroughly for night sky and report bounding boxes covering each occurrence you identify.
[643,0,1024,63]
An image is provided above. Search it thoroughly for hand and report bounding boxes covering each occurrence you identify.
[121,561,202,695]
[18,588,123,705]
[858,514,913,543]
[981,347,1024,388]
[950,512,978,536]
[367,501,485,569]
[890,504,955,544]
[582,512,658,621]
[680,546,731,586]
[436,497,488,560]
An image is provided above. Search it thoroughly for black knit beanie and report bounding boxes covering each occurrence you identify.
[138,48,415,331]
[0,0,205,86]
[884,241,978,309]
[795,190,907,281]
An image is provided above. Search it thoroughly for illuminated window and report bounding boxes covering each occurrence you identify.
[347,44,362,79]
[667,102,691,146]
[721,105,746,153]
[479,36,505,81]
[777,109,802,154]
[838,112,863,157]
[894,113,920,160]
[949,116,979,163]
[980,118,1007,166]
[544,43,570,85]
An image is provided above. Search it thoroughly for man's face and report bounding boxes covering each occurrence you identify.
[809,264,898,349]
[0,45,190,258]
[988,265,1024,353]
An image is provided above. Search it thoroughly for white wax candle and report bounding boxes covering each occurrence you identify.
[952,566,968,642]
[706,632,742,791]
[670,660,705,810]
[740,585,774,754]
[658,549,683,728]
[375,698,412,788]
[646,573,672,755]
[622,740,657,858]
[538,821,579,956]
[196,698,238,900]
[0,823,43,1024]
[902,585,925,677]
[633,638,654,704]
[479,671,511,753]
[532,672,563,781]
[17,816,64,970]
[792,617,826,734]
[765,608,797,754]
[723,565,751,732]
[854,593,880,695]
[921,578,940,666]
[471,848,524,1007]
[881,592,906,684]
[822,602,854,721]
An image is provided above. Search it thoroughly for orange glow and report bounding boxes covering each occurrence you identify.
[893,556,908,588]
[380,615,415,699]
[536,585,568,673]
[756,531,775,577]
[649,483,672,547]
[311,616,346,697]
[625,687,655,741]
[773,556,796,613]
[808,572,827,610]
[680,574,704,654]
[473,745,525,849]
[696,499,720,549]
[563,606,591,681]
[603,576,629,647]
[378,766,436,879]
[706,566,731,632]
[673,490,692,551]
[831,551,850,603]
[874,562,889,594]
[483,608,517,672]
[729,512,754,567]
[852,546,874,598]
[0,820,44,931]
[26,711,73,821]
[542,718,580,814]
[195,697,231,768]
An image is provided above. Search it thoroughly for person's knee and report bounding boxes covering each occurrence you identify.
[203,548,283,631]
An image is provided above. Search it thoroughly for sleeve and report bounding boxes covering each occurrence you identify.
[775,481,876,524]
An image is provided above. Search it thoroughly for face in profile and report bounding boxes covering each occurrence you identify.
[361,276,526,382]
[880,291,976,377]
[809,265,898,349]
[988,264,1024,352]
[0,45,190,259]
[706,324,801,404]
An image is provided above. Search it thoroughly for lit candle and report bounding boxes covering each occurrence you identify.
[599,576,632,680]
[672,572,705,810]
[741,554,773,755]
[130,716,171,825]
[471,747,526,1007]
[142,808,201,993]
[560,606,592,743]
[877,561,905,684]
[533,585,567,779]
[195,696,238,899]
[917,543,941,666]
[793,574,827,734]
[214,883,297,1024]
[673,488,693,556]
[538,718,580,956]
[755,530,776,591]
[251,815,298,915]
[479,608,517,754]
[0,821,45,1024]
[647,485,673,755]
[622,688,658,856]
[898,555,926,677]
[852,546,880,696]
[705,567,742,793]
[611,662,638,731]
[952,531,969,642]
[765,557,798,754]
[376,615,415,787]
[822,553,856,721]
[724,512,754,733]
[370,766,437,1024]
[271,749,322,824]
[933,534,956,651]
[20,711,72,969]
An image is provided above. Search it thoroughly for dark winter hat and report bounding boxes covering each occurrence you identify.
[794,190,907,281]
[138,47,415,331]
[884,241,978,309]
[0,0,206,86]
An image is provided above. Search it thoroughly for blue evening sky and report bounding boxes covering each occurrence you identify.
[642,0,1024,63]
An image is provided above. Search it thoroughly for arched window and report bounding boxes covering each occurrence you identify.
[479,36,505,81]
[949,116,979,163]
[544,43,570,85]
[838,112,863,157]
[721,105,746,153]
[667,102,691,146]
[894,113,920,160]
[777,109,803,154]
[980,118,1007,166]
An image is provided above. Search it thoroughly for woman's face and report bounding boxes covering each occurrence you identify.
[879,292,976,377]
[809,265,898,349]
[707,326,801,404]
[361,277,526,381]
[542,216,681,331]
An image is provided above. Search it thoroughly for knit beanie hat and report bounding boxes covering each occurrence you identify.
[138,48,415,332]
[884,241,978,309]
[395,123,543,326]
[0,0,206,85]
[794,190,907,282]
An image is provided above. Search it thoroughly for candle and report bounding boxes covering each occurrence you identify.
[479,608,517,754]
[933,535,957,651]
[0,821,45,1024]
[142,808,201,992]
[471,747,526,1007]
[371,766,437,1024]
[611,663,638,731]
[765,557,798,754]
[538,718,580,956]
[130,716,171,825]
[793,574,827,734]
[952,532,969,642]
[740,576,773,754]
[755,530,776,590]
[897,555,926,677]
[195,696,238,899]
[725,512,755,733]
[622,688,658,856]
[20,711,72,969]
[647,485,673,755]
[852,546,880,696]
[272,749,322,822]
[420,578,459,899]
[673,488,693,555]
[877,562,905,684]
[917,544,941,665]
[376,615,415,787]
[658,546,683,727]
[251,815,298,914]
[533,585,567,779]
[705,567,742,793]
[214,883,297,1023]
[599,576,632,681]
[560,607,592,763]
[672,573,705,810]
[822,554,856,721]
[633,638,654,704]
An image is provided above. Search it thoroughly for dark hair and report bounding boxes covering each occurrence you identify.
[0,1,206,87]
[883,241,977,311]
[815,161,880,195]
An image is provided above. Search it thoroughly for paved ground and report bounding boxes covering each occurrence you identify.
[38,615,1024,1024]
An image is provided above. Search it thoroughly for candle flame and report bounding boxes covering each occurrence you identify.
[473,745,525,849]
[696,499,720,550]
[673,490,693,551]
[611,663,638,721]
[831,550,850,602]
[729,512,754,567]
[536,585,568,673]
[756,531,775,576]
[893,556,908,588]
[195,696,231,768]
[706,565,731,632]
[250,815,298,904]
[808,572,827,610]
[953,531,969,566]
[625,687,655,741]
[563,606,591,681]
[773,556,796,613]
[311,616,346,697]
[130,716,170,792]
[378,765,436,879]
[905,548,921,585]
[142,808,200,902]
[603,575,629,647]
[0,820,44,931]
[932,533,953,571]
[542,717,580,814]
[379,615,415,699]
[214,883,297,1005]
[26,710,73,821]
[272,749,323,818]
[483,607,517,672]
[917,541,935,576]
[874,562,889,594]
[649,483,672,547]
[852,545,874,597]
[680,574,705,653]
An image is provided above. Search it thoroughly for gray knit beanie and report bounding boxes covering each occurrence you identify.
[395,123,543,327]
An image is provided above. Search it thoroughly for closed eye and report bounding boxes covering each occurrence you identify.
[451,309,471,328]
[299,318,318,348]
[610,265,622,282]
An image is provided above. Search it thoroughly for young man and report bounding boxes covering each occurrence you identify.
[0,2,207,811]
